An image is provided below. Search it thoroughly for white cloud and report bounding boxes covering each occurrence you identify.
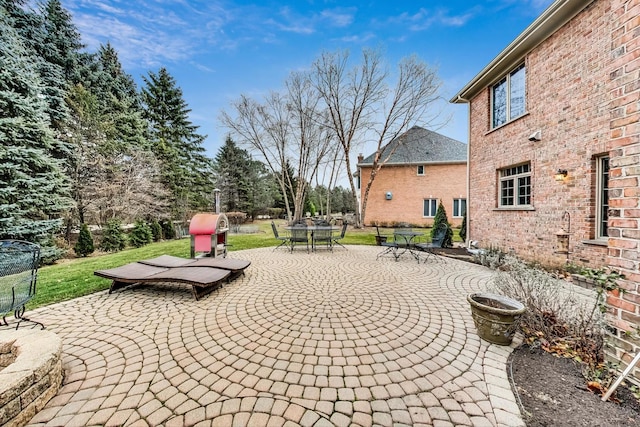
[388,8,475,32]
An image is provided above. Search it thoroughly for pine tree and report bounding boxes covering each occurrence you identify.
[129,219,152,248]
[213,136,265,213]
[0,9,72,260]
[459,210,467,243]
[99,219,127,252]
[432,201,453,248]
[90,43,148,154]
[74,223,94,256]
[141,67,213,219]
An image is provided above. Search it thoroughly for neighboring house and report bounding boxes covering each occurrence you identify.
[452,0,639,377]
[356,126,467,227]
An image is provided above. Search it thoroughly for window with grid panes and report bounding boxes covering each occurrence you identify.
[499,163,531,208]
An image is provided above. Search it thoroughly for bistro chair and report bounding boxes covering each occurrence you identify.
[312,226,333,252]
[289,224,309,253]
[415,223,449,263]
[271,221,290,251]
[332,222,348,250]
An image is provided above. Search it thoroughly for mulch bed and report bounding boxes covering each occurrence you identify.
[436,248,640,426]
[509,346,640,426]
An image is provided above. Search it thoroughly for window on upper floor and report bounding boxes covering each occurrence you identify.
[423,198,437,217]
[417,165,424,176]
[453,199,467,217]
[492,64,526,128]
[596,155,609,239]
[499,162,531,208]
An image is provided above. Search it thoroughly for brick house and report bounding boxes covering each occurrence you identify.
[356,126,467,227]
[452,0,640,376]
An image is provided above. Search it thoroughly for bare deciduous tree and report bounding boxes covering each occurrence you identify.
[311,48,444,226]
[221,71,332,222]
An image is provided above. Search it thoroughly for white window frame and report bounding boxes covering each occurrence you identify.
[423,198,437,217]
[499,163,531,208]
[491,63,526,128]
[417,165,425,176]
[453,198,466,217]
[596,156,609,239]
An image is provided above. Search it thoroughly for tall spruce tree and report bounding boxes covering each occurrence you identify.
[0,9,71,260]
[141,67,213,218]
[89,43,148,154]
[213,136,275,216]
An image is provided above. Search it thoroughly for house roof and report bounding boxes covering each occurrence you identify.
[451,0,594,103]
[358,126,467,166]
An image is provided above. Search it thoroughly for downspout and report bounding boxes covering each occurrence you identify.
[455,95,472,249]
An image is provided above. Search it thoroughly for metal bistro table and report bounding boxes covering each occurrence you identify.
[379,229,424,262]
[283,225,341,252]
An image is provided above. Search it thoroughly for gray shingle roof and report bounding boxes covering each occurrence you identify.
[358,126,467,165]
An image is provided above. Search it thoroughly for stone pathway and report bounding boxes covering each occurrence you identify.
[25,246,524,426]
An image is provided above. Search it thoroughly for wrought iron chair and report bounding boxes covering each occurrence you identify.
[332,222,348,250]
[312,226,333,252]
[271,221,290,251]
[376,232,401,261]
[415,223,449,263]
[0,240,44,329]
[289,225,310,253]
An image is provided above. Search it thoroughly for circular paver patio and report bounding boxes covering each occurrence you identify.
[25,246,524,427]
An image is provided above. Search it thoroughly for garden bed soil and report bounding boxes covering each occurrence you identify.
[437,248,640,425]
[509,345,640,426]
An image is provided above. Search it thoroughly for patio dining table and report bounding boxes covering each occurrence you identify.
[283,225,341,252]
[378,229,424,262]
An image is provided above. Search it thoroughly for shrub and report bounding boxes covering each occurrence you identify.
[459,211,467,243]
[149,219,163,242]
[100,219,127,252]
[489,255,607,368]
[74,223,95,257]
[431,201,453,247]
[129,220,153,248]
[160,220,176,240]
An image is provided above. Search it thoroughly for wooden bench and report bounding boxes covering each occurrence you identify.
[0,240,43,329]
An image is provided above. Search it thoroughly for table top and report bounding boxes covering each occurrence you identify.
[393,230,424,237]
[284,225,340,231]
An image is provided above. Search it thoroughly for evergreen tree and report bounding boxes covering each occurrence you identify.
[141,67,213,219]
[460,210,467,243]
[40,0,85,84]
[91,43,148,154]
[432,201,453,248]
[0,9,71,260]
[74,223,94,256]
[129,219,152,248]
[99,219,127,252]
[212,136,273,216]
[149,219,162,242]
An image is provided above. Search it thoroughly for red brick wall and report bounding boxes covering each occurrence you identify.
[605,0,640,377]
[467,1,610,268]
[360,163,467,227]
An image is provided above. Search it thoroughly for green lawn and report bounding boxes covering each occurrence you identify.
[32,221,458,309]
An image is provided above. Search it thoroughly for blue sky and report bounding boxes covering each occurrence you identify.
[63,0,554,159]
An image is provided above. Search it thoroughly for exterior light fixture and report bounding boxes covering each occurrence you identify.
[554,169,568,182]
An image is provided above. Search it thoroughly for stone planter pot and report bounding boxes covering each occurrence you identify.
[467,292,526,345]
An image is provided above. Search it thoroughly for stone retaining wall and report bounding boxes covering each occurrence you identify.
[0,329,62,427]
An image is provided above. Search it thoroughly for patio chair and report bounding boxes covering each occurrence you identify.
[332,222,348,250]
[289,225,309,253]
[415,223,449,263]
[312,226,333,252]
[0,240,44,329]
[94,262,230,300]
[271,221,290,251]
[376,233,401,261]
